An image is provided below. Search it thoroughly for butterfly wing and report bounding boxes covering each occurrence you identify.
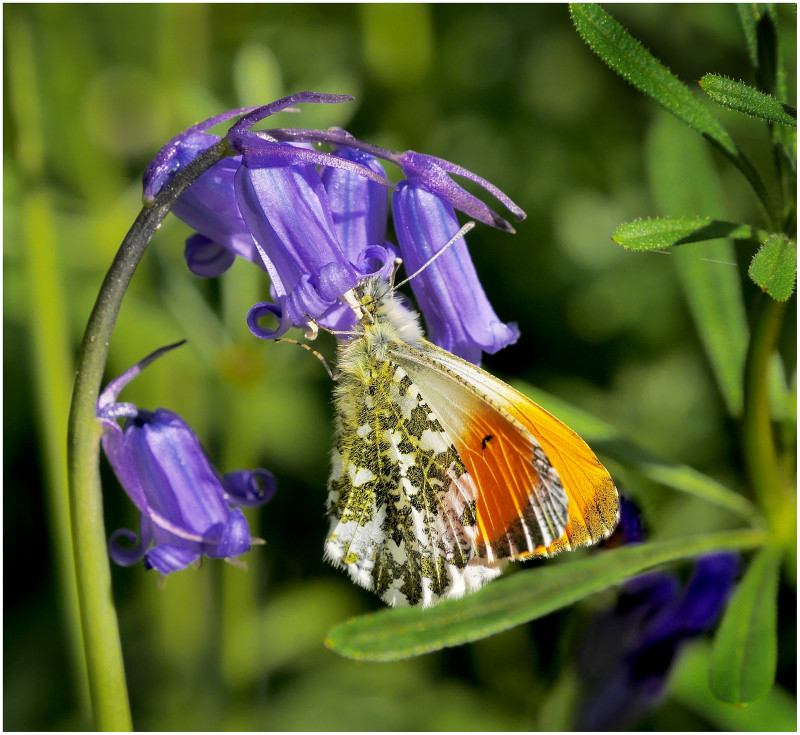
[325,350,503,607]
[391,339,619,561]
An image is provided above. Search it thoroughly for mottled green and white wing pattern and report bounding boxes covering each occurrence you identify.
[325,359,503,608]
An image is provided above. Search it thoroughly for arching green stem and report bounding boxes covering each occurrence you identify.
[66,139,230,730]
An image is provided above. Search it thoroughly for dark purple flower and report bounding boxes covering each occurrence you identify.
[143,109,259,278]
[97,342,275,574]
[262,125,527,232]
[576,499,740,731]
[396,149,526,233]
[392,180,520,363]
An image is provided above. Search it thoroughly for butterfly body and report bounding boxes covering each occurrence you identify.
[325,276,619,607]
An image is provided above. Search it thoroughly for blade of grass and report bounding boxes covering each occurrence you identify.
[6,10,90,721]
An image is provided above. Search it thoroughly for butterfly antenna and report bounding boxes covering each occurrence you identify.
[275,336,335,380]
[394,221,476,289]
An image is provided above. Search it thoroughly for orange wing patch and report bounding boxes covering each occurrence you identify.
[449,404,570,561]
[501,396,619,553]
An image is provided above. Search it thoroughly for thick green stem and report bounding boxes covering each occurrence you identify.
[66,139,229,730]
[742,294,791,540]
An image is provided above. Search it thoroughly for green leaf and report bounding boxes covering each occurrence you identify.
[736,4,761,68]
[710,546,782,704]
[569,3,737,157]
[614,216,764,251]
[326,529,766,662]
[646,111,750,418]
[671,642,797,731]
[701,74,797,127]
[571,4,777,223]
[749,234,797,301]
[516,383,758,520]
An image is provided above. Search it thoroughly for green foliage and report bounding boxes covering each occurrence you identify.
[700,74,797,127]
[672,643,797,731]
[646,112,752,418]
[614,216,763,251]
[572,2,794,290]
[749,235,798,301]
[569,3,737,157]
[571,0,795,717]
[710,546,781,704]
[327,529,765,662]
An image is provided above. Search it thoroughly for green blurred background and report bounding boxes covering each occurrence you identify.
[4,4,796,730]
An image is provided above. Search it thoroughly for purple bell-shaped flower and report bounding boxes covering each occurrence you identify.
[96,342,275,574]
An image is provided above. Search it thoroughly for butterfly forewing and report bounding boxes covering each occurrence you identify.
[391,339,618,558]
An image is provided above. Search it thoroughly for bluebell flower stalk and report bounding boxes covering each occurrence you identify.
[97,342,275,574]
[144,96,527,363]
[69,93,358,728]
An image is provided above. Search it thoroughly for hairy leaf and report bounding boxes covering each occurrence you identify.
[749,234,797,301]
[326,530,765,661]
[701,74,797,127]
[614,216,763,251]
[569,4,737,156]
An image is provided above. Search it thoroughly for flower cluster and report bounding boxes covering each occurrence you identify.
[144,92,526,364]
[575,498,740,730]
[101,93,527,574]
[97,342,275,574]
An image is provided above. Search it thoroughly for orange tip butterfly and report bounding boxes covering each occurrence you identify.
[324,274,619,607]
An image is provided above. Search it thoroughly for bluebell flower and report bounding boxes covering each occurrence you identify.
[145,93,526,360]
[320,144,392,273]
[97,342,275,574]
[392,180,520,363]
[575,498,740,731]
[236,143,395,338]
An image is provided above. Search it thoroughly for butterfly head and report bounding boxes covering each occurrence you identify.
[343,273,424,347]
